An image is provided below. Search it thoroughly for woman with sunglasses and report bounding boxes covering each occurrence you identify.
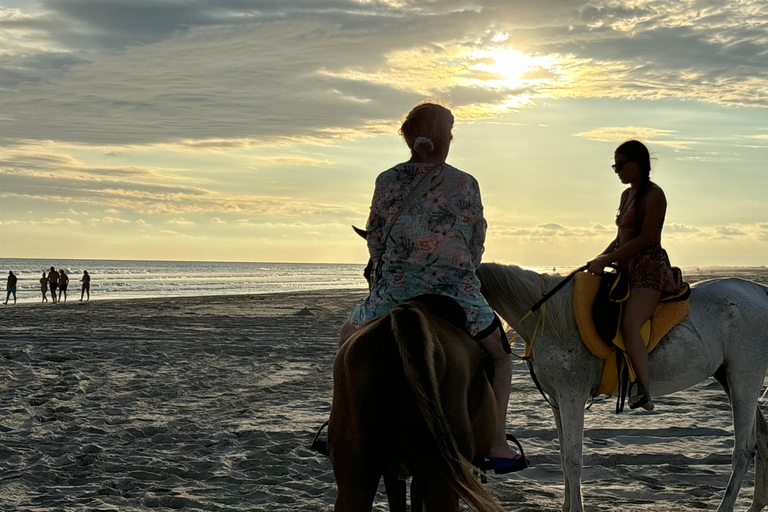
[587,140,682,411]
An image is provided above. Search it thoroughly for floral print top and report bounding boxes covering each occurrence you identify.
[349,162,496,336]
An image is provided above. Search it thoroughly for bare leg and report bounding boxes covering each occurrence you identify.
[620,287,661,410]
[476,329,519,460]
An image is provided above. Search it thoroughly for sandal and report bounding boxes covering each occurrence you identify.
[629,380,654,411]
[477,433,530,474]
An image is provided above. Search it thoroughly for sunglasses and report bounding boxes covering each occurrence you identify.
[611,161,632,171]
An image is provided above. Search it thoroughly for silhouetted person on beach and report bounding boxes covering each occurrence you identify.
[339,101,520,464]
[58,269,69,302]
[48,267,59,304]
[4,271,17,305]
[587,140,683,411]
[40,272,48,303]
[80,270,90,301]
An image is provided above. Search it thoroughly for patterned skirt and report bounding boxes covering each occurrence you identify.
[626,243,683,294]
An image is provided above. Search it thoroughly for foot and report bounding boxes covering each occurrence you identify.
[479,455,527,474]
[488,441,522,461]
[629,380,654,411]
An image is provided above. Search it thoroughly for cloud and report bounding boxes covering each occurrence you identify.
[41,217,80,224]
[713,225,747,238]
[2,1,766,149]
[496,222,608,240]
[166,217,195,225]
[664,223,701,234]
[251,155,335,167]
[93,216,131,224]
[576,127,697,149]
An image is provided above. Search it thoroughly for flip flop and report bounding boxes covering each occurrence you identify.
[478,433,530,474]
[478,455,527,474]
[629,381,654,411]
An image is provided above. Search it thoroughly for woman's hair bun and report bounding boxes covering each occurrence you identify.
[413,136,434,156]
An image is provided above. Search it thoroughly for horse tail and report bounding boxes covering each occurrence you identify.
[390,302,503,512]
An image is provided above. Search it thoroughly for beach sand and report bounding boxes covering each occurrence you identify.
[1,269,767,511]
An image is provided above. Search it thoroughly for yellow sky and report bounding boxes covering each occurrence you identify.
[1,1,766,265]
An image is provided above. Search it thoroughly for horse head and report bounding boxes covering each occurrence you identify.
[352,225,374,290]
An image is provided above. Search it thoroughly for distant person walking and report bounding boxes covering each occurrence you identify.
[58,269,69,302]
[48,267,59,304]
[80,270,90,301]
[4,271,17,305]
[40,272,48,303]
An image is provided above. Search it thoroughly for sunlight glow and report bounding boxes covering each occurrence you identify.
[469,47,556,89]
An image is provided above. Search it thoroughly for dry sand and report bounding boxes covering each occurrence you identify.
[1,269,767,511]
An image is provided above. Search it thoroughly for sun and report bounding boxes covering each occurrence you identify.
[469,46,555,88]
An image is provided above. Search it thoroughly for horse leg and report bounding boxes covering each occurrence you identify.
[410,478,423,512]
[383,474,406,512]
[417,474,460,512]
[747,407,768,512]
[717,371,762,512]
[333,461,380,512]
[554,395,586,512]
[552,406,571,512]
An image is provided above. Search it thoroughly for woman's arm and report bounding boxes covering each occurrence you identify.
[365,180,386,262]
[598,236,620,257]
[469,179,487,267]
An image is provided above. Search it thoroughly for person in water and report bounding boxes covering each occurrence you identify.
[58,269,69,302]
[80,270,90,301]
[4,271,17,305]
[40,272,49,303]
[338,101,520,463]
[48,267,59,304]
[587,140,683,410]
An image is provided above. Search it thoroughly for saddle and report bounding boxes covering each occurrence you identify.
[573,271,691,398]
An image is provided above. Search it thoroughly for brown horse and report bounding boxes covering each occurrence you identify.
[329,296,505,512]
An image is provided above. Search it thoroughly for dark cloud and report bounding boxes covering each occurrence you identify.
[0,0,766,146]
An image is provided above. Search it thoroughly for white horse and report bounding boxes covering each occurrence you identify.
[476,262,768,512]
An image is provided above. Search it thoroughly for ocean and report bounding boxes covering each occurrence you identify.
[1,258,743,305]
[0,258,369,303]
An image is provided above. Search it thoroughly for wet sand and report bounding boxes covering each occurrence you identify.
[1,269,767,511]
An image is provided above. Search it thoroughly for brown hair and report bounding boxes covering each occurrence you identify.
[399,101,454,158]
[616,139,653,202]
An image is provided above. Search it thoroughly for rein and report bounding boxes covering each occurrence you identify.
[508,265,588,410]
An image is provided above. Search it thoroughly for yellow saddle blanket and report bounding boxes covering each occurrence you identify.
[573,272,690,396]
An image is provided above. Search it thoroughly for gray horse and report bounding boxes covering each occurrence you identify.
[477,262,768,512]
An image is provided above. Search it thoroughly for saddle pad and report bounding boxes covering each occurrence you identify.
[573,272,691,396]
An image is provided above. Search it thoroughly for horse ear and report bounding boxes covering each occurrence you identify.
[352,225,368,239]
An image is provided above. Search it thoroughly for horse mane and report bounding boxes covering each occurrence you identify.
[478,263,576,341]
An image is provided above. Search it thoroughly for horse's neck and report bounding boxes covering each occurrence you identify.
[483,266,548,342]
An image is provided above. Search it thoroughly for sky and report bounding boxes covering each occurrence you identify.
[0,0,766,266]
